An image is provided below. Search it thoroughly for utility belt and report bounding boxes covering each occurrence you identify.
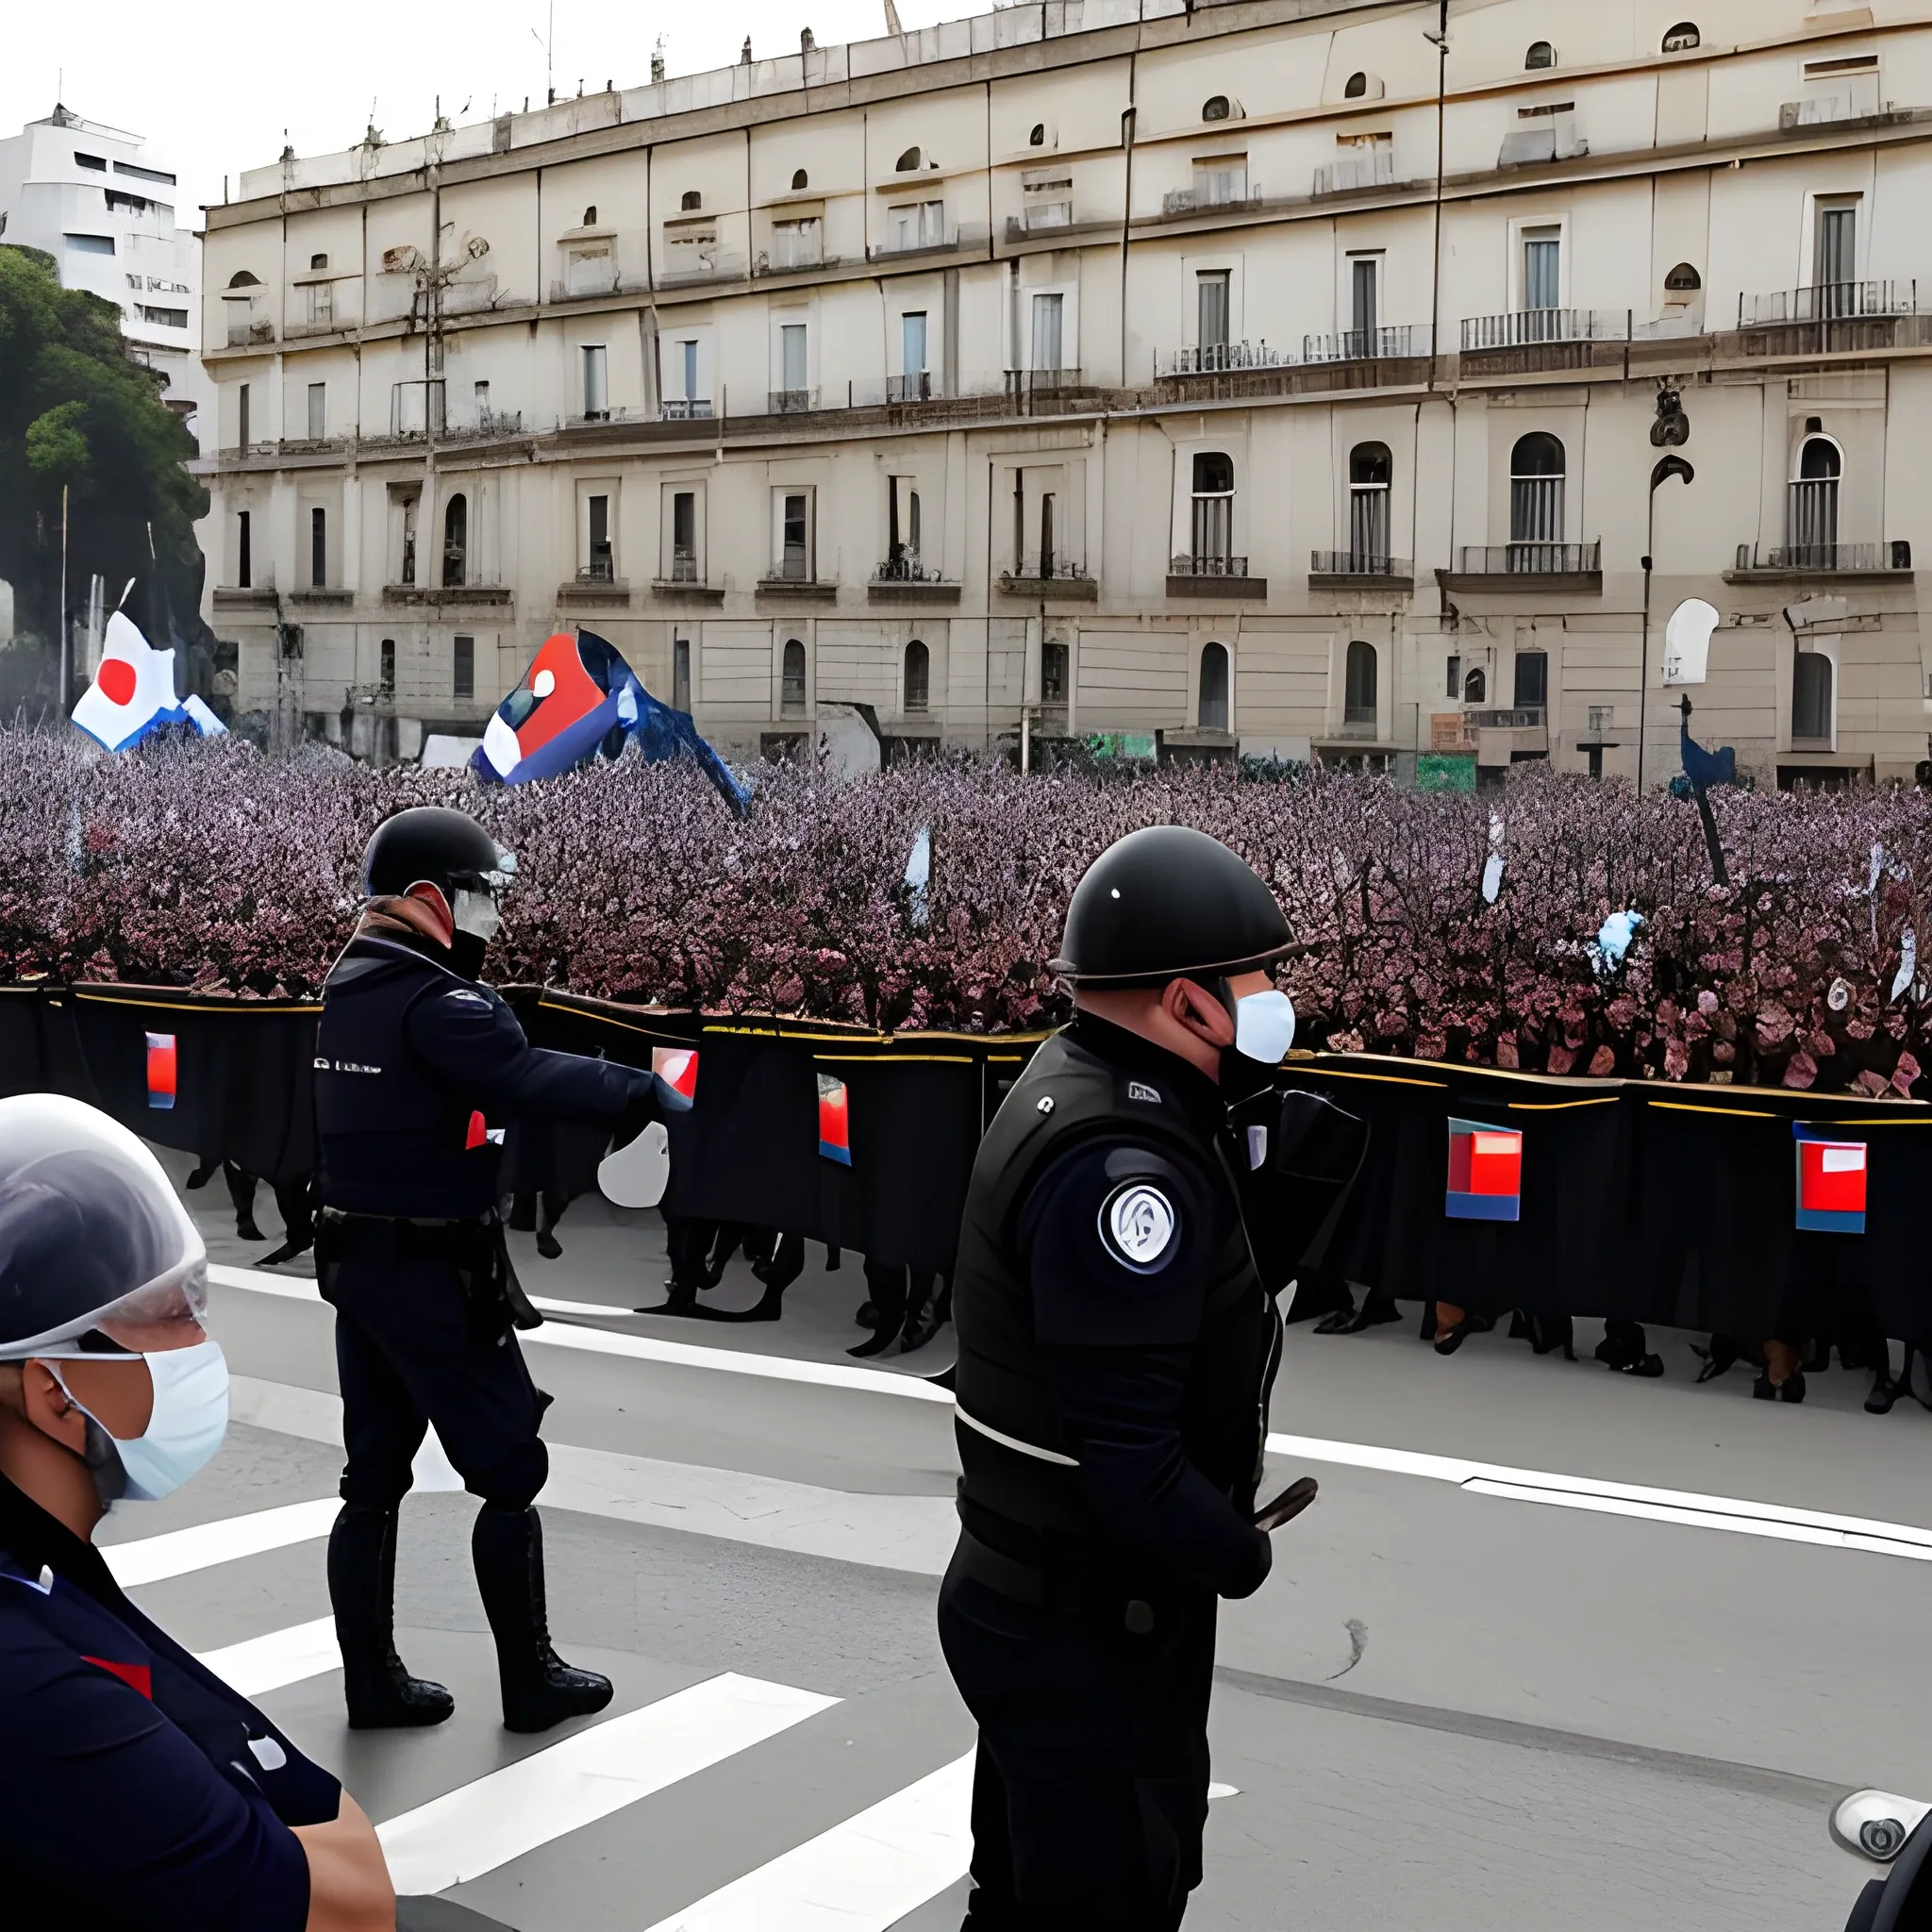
[953,1495,1195,1630]
[314,1208,541,1342]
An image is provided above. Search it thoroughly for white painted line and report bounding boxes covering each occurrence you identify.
[642,1750,976,1932]
[377,1672,838,1896]
[196,1616,341,1696]
[101,1497,341,1588]
[208,1263,954,1404]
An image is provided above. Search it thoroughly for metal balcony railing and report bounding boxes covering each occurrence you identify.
[226,319,275,347]
[548,273,621,303]
[1454,542,1603,575]
[1738,281,1921,325]
[661,397,714,421]
[1312,151,1395,196]
[1169,554,1252,578]
[766,555,815,583]
[1311,551,1413,578]
[1006,367,1084,394]
[1460,309,1630,351]
[1734,541,1913,575]
[874,556,946,584]
[577,556,616,584]
[1160,188,1261,217]
[664,552,700,583]
[888,372,933,403]
[1467,708,1547,730]
[1163,341,1288,375]
[769,388,821,414]
[1010,557,1091,583]
[1303,324,1432,362]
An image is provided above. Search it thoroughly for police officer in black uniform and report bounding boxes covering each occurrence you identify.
[941,824,1360,1931]
[315,806,670,1735]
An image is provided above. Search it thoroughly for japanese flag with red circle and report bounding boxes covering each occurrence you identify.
[72,612,190,752]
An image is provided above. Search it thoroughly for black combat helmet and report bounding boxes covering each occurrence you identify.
[1052,825,1292,987]
[361,807,514,902]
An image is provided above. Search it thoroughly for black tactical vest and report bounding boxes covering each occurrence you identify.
[950,1025,1282,1551]
[314,936,504,1219]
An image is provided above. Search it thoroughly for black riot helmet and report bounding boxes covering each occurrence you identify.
[360,807,515,903]
[1052,825,1292,988]
[0,1096,208,1361]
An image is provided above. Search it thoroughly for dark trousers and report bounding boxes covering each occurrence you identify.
[937,1541,1216,1931]
[326,1258,549,1510]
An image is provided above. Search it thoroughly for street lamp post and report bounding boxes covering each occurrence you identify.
[1638,452,1695,790]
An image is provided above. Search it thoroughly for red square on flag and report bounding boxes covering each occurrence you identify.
[1795,1127,1866,1232]
[145,1032,176,1111]
[1447,1118,1522,1222]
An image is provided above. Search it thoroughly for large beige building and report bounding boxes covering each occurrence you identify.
[196,0,1932,786]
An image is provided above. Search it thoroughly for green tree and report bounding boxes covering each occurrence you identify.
[0,244,208,658]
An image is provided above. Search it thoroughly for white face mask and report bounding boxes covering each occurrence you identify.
[452,888,503,943]
[52,1339,230,1503]
[1233,988,1297,1066]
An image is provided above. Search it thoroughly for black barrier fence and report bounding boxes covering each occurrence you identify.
[6,982,1931,1338]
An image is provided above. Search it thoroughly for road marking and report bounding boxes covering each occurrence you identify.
[196,1616,341,1696]
[376,1672,839,1896]
[212,1266,1932,1565]
[101,1497,341,1588]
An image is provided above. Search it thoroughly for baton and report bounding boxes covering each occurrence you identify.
[1253,1475,1319,1532]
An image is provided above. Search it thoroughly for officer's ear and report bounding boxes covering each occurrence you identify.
[9,1362,89,1456]
[1165,977,1236,1050]
[402,881,456,946]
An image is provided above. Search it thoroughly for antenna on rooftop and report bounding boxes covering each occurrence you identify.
[531,2,555,105]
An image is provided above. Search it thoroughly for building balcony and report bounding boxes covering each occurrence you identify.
[1460,309,1629,352]
[558,565,629,606]
[1466,708,1550,760]
[998,558,1097,600]
[211,585,278,608]
[1312,152,1395,197]
[1303,324,1432,363]
[1739,281,1921,326]
[1166,555,1266,599]
[868,223,989,264]
[652,554,724,600]
[547,272,623,303]
[658,253,748,289]
[1161,342,1289,377]
[869,558,960,604]
[767,388,823,415]
[757,564,838,601]
[1439,542,1603,594]
[1309,550,1415,591]
[660,397,715,422]
[287,586,352,606]
[1158,189,1262,219]
[225,319,275,347]
[382,583,513,607]
[439,410,525,444]
[1725,541,1914,583]
[888,372,933,403]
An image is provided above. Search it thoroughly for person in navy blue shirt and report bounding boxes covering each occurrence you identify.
[0,1094,393,1931]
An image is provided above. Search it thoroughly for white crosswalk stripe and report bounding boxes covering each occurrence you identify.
[375,1673,840,1896]
[194,1616,341,1697]
[101,1496,341,1587]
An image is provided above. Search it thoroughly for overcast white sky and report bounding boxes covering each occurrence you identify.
[4,0,966,222]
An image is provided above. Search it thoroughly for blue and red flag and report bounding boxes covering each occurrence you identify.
[145,1032,176,1110]
[817,1073,852,1166]
[1445,1117,1521,1222]
[1794,1124,1866,1233]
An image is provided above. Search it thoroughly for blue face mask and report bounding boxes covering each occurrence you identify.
[1232,988,1297,1065]
[52,1340,230,1504]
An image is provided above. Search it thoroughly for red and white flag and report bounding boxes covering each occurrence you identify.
[72,611,225,752]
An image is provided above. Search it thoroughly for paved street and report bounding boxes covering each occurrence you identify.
[131,1156,1929,1930]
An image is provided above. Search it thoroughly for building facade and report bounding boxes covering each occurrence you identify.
[2,106,212,451]
[197,0,1932,785]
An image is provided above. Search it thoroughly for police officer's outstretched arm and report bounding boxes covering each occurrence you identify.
[1023,1140,1274,1600]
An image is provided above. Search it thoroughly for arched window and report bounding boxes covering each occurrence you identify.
[1344,71,1369,98]
[441,492,468,588]
[1199,641,1230,732]
[582,205,597,225]
[1525,40,1557,70]
[1349,442,1391,568]
[1463,664,1487,705]
[1664,262,1702,294]
[1344,640,1378,725]
[226,270,261,288]
[1202,95,1232,122]
[1191,452,1234,567]
[1662,22,1701,53]
[1029,122,1046,146]
[895,145,924,172]
[1793,650,1834,743]
[791,168,808,191]
[781,639,807,715]
[1509,433,1567,551]
[904,639,930,714]
[680,190,702,211]
[1789,435,1842,564]
[309,252,328,271]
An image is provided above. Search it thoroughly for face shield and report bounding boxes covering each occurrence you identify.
[450,843,517,942]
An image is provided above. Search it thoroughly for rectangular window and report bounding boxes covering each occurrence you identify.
[309,507,326,588]
[781,491,809,579]
[1446,654,1461,700]
[581,343,608,420]
[63,232,115,256]
[475,379,491,423]
[587,493,612,579]
[680,340,699,401]
[779,323,808,393]
[1350,256,1380,342]
[237,383,251,448]
[1523,228,1561,310]
[902,310,928,373]
[770,217,821,271]
[75,151,108,171]
[1817,203,1857,312]
[671,490,697,579]
[888,200,945,251]
[888,475,923,572]
[236,510,252,590]
[1195,157,1247,207]
[1031,291,1064,372]
[1040,491,1057,576]
[114,159,176,186]
[1022,169,1074,231]
[453,636,475,700]
[673,635,691,712]
[138,305,190,327]
[306,382,325,441]
[1513,650,1548,712]
[304,280,333,327]
[566,242,611,297]
[1196,272,1229,353]
[379,638,395,695]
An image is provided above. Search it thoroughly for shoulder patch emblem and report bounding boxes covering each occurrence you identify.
[1037,1095,1056,1115]
[1099,1181,1178,1272]
[1127,1080,1161,1105]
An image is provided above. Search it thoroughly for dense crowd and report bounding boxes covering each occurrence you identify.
[4,726,1931,1096]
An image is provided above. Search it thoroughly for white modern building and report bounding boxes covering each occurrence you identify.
[0,106,212,450]
[195,0,1932,786]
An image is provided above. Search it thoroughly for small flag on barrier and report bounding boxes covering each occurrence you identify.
[145,1032,176,1110]
[817,1073,852,1166]
[653,1047,699,1104]
[1795,1124,1866,1233]
[1446,1117,1521,1222]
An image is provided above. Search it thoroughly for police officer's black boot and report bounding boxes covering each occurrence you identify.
[472,1504,614,1733]
[327,1503,456,1729]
